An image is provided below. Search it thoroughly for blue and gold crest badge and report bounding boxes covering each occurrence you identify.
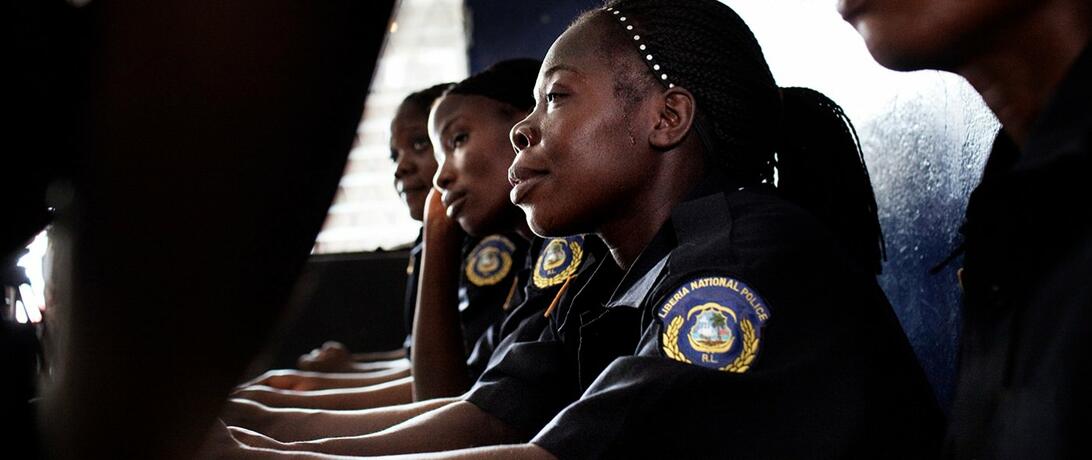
[532,236,585,288]
[464,235,516,287]
[658,275,771,373]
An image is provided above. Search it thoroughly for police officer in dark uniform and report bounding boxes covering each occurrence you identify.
[472,2,943,457]
[214,1,942,458]
[841,0,1092,458]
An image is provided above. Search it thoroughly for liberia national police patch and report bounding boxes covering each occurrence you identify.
[532,235,585,288]
[658,275,771,372]
[464,235,516,287]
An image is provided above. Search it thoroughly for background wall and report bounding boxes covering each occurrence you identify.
[465,0,598,73]
[465,0,1000,408]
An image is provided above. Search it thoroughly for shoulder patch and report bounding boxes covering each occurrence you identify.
[464,235,516,287]
[658,275,771,373]
[533,236,585,288]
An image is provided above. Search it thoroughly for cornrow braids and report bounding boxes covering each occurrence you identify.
[597,0,781,186]
[777,88,886,273]
[402,82,454,114]
[589,0,885,272]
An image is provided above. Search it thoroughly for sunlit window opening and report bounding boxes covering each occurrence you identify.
[314,0,470,253]
[12,231,48,324]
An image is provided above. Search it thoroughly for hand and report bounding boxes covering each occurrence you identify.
[228,426,291,451]
[423,187,464,244]
[231,386,290,408]
[243,371,320,391]
[221,398,277,432]
[298,341,351,372]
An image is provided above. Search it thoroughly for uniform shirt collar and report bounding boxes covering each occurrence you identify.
[604,218,677,309]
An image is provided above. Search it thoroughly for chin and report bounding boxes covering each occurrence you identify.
[526,208,583,239]
[457,216,483,237]
[857,21,951,72]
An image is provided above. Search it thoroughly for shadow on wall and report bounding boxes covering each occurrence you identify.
[467,0,1000,409]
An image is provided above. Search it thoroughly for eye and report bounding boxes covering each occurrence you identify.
[451,132,469,148]
[545,92,566,103]
[412,137,431,152]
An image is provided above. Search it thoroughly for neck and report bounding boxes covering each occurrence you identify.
[956,1,1090,146]
[597,150,703,270]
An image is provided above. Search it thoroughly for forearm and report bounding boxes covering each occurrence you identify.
[219,444,552,460]
[351,349,407,362]
[264,397,461,442]
[272,401,523,456]
[295,369,412,391]
[411,202,471,399]
[246,367,412,391]
[237,377,414,410]
[348,359,411,373]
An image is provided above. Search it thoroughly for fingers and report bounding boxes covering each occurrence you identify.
[228,426,288,450]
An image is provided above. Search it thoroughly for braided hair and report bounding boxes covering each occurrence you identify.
[585,0,885,273]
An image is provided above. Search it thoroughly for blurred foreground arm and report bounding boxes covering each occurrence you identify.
[37,1,395,458]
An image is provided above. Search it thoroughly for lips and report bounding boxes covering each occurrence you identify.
[441,190,467,218]
[397,181,428,196]
[508,164,547,205]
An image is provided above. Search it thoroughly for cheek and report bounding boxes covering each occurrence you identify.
[416,155,438,179]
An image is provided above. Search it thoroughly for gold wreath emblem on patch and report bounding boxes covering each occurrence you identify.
[465,237,514,287]
[533,239,584,288]
[663,314,759,373]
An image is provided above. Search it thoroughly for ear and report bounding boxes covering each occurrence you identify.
[648,86,696,150]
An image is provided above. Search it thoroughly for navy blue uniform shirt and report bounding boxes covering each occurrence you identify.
[470,182,942,459]
[945,40,1092,459]
[466,235,608,381]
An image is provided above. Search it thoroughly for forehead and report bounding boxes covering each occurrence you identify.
[541,15,617,83]
[428,94,506,134]
[391,103,428,132]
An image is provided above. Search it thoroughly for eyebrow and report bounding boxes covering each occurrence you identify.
[535,64,581,100]
[543,64,579,78]
[436,115,464,142]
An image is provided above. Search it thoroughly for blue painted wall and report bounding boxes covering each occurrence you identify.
[465,0,601,73]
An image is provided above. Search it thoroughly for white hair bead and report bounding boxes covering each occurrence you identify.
[604,7,674,88]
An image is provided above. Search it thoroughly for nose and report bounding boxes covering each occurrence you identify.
[433,156,455,191]
[393,150,414,179]
[510,117,539,154]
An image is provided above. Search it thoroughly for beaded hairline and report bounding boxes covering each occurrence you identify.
[604,6,675,89]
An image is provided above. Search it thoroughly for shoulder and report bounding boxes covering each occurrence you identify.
[671,190,834,271]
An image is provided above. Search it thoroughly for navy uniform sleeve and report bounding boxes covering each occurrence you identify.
[465,322,579,437]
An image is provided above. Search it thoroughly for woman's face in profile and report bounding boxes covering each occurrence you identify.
[390,103,438,222]
[509,15,659,237]
[429,94,524,236]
